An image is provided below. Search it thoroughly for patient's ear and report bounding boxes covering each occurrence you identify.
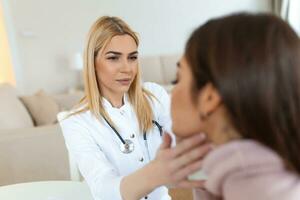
[196,83,221,119]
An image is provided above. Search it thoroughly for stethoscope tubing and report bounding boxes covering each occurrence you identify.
[104,117,163,144]
[103,117,127,144]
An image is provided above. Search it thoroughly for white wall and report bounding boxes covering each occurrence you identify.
[3,0,271,94]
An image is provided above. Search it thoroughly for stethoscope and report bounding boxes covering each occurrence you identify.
[103,118,163,155]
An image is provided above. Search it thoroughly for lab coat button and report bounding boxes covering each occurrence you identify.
[144,196,148,199]
[139,157,144,162]
[130,134,135,138]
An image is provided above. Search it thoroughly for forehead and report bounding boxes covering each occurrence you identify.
[103,34,137,53]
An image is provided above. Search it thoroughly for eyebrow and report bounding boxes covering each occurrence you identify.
[105,51,138,56]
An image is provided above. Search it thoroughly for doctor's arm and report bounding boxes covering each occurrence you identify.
[60,120,127,200]
[121,133,211,200]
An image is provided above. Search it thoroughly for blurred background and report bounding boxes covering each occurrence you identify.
[0,0,281,94]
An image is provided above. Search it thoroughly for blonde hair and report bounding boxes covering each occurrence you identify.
[70,16,155,132]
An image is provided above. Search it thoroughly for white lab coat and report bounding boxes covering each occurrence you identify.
[58,82,172,200]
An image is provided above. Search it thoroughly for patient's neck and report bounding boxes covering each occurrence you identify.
[205,107,241,145]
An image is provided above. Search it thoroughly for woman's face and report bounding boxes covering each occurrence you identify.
[171,56,203,137]
[95,34,138,97]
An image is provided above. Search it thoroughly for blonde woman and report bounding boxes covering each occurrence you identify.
[58,16,211,200]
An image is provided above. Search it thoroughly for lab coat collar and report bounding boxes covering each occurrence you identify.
[102,94,130,112]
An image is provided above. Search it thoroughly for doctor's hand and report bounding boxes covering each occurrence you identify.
[149,132,213,189]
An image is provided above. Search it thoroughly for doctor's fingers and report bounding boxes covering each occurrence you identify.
[159,133,173,150]
[171,143,212,171]
[171,133,207,158]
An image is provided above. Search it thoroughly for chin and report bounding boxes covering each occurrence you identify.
[118,86,131,93]
[172,120,204,138]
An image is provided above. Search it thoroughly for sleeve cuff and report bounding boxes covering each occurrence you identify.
[91,175,125,200]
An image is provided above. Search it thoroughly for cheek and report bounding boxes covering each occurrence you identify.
[96,64,117,83]
[171,87,189,133]
[171,86,202,137]
[131,62,138,76]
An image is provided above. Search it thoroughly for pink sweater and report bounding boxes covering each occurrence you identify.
[194,140,300,200]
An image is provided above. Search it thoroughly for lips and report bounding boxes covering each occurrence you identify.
[116,78,131,85]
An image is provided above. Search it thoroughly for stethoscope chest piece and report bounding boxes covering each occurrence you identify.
[120,139,134,154]
[103,116,162,154]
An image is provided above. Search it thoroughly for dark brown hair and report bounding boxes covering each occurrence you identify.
[185,13,300,173]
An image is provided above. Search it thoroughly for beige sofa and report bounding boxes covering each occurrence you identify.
[0,83,83,186]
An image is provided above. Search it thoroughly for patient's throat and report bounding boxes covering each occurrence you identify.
[209,124,241,145]
[204,106,241,145]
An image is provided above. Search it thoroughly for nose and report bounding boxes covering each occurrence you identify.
[121,59,132,73]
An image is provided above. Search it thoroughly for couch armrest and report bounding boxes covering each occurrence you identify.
[0,124,70,186]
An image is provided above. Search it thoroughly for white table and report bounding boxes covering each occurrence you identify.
[0,181,93,200]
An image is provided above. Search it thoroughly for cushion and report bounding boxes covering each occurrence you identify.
[0,83,34,129]
[139,56,165,84]
[52,91,84,111]
[160,54,181,84]
[20,90,60,126]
